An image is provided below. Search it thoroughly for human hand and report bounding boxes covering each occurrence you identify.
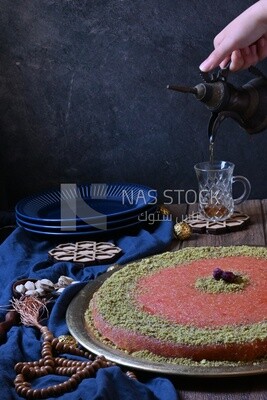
[199,0,267,72]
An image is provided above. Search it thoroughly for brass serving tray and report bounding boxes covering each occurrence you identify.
[66,268,267,377]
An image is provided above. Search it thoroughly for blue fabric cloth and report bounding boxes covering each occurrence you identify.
[0,222,179,400]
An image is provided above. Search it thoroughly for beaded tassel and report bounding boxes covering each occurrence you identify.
[12,296,136,398]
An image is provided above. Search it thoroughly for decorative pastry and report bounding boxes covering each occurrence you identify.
[86,246,267,363]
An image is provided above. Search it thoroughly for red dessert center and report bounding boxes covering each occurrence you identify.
[134,256,267,328]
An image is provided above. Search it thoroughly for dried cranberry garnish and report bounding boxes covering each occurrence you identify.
[213,267,223,281]
[221,271,237,283]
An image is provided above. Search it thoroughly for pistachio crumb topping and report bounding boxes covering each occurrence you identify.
[130,350,267,368]
[195,273,249,293]
[85,307,267,368]
[85,246,267,347]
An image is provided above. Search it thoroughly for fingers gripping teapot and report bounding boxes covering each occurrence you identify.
[168,65,267,143]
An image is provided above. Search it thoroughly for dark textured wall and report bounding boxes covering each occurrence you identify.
[1,0,266,208]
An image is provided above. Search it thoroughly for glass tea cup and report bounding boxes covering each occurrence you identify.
[194,161,251,222]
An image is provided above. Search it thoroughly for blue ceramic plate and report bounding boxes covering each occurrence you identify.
[16,218,147,236]
[16,205,158,231]
[16,183,157,223]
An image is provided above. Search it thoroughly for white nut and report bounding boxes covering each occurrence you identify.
[15,284,26,294]
[36,279,54,291]
[24,281,36,291]
[35,288,46,297]
[25,289,38,296]
[35,280,44,289]
[56,287,65,294]
[57,276,74,287]
[38,278,54,287]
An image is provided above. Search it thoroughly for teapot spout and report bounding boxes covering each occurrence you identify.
[167,85,198,95]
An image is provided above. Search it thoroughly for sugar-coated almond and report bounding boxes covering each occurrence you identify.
[15,284,26,294]
[24,281,36,291]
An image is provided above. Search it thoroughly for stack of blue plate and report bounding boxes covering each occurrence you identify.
[15,183,158,236]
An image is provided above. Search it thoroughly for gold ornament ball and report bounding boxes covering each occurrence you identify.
[174,222,192,240]
[158,205,171,216]
[58,335,78,347]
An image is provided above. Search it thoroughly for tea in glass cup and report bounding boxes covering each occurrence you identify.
[194,161,251,222]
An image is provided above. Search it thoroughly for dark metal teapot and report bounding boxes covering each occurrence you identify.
[168,65,267,143]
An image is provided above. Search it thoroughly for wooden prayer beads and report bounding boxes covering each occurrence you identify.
[12,296,139,398]
[0,310,20,344]
[14,326,113,399]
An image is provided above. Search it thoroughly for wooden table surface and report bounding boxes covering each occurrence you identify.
[166,200,267,400]
[4,204,265,399]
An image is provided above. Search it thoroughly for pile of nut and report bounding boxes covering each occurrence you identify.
[14,276,79,298]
